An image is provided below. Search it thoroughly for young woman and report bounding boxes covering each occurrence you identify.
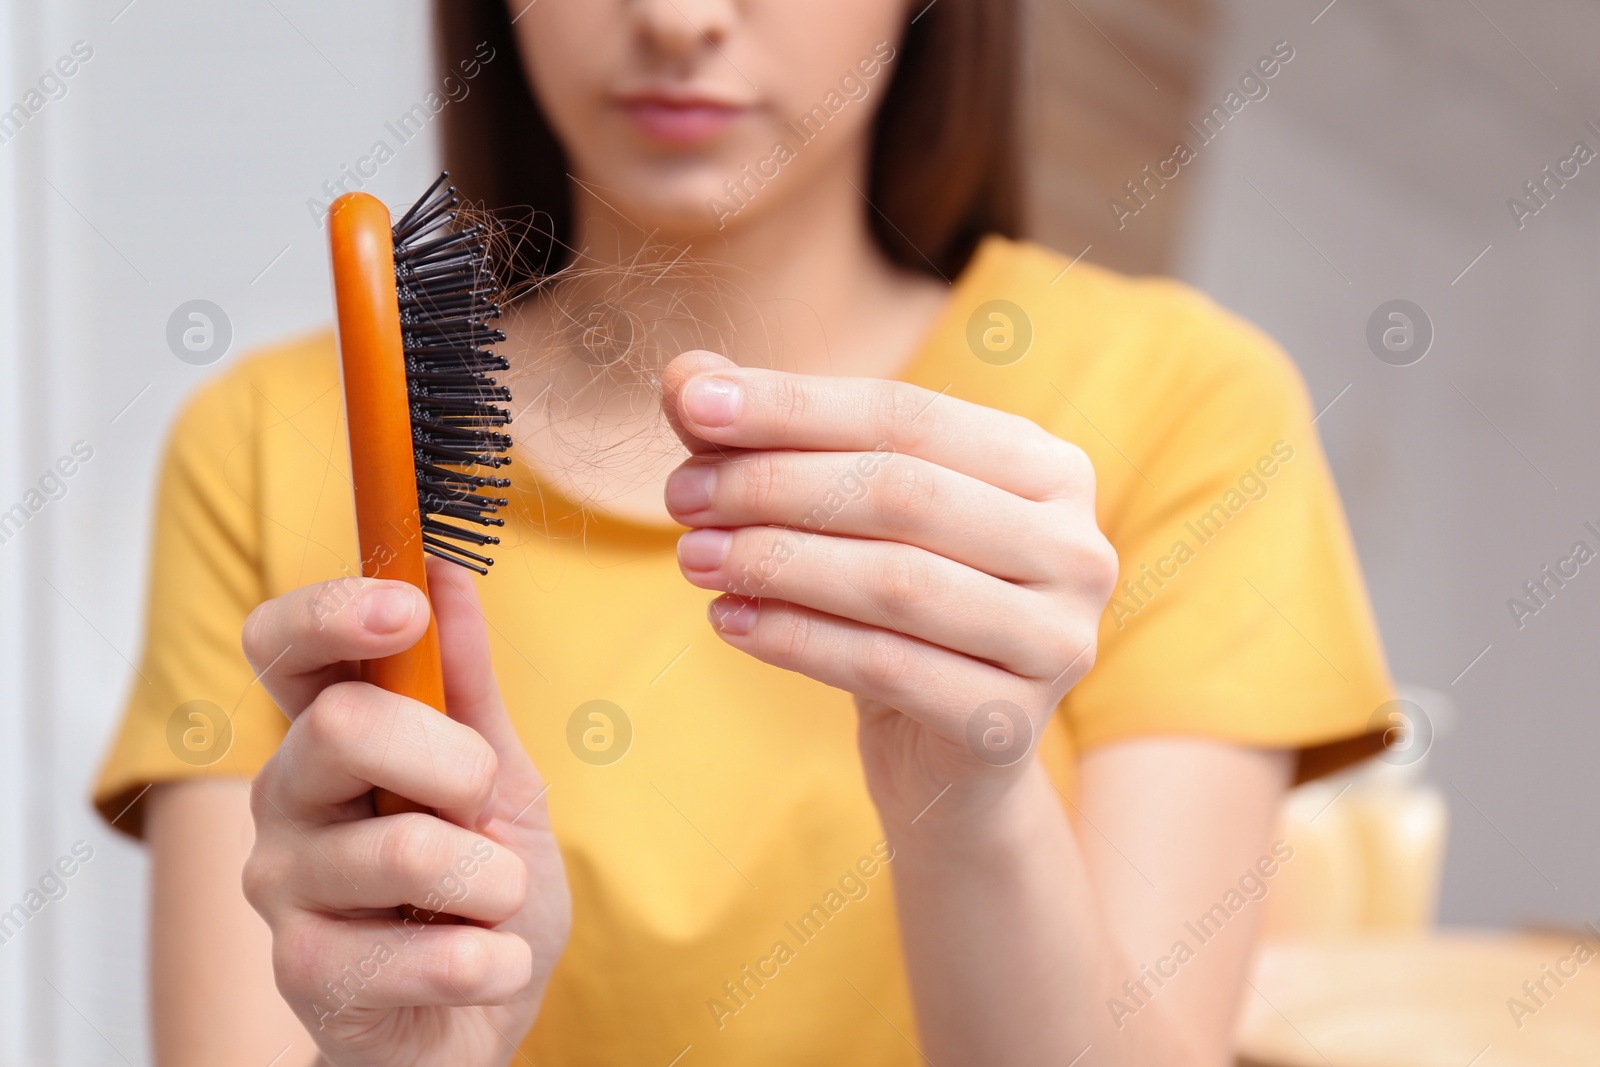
[94,1,1392,1064]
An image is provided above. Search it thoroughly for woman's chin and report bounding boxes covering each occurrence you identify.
[569,152,773,235]
[592,185,767,243]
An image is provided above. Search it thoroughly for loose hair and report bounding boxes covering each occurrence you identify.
[435,0,1023,284]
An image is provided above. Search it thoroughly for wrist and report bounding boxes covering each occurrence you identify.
[882,758,1061,865]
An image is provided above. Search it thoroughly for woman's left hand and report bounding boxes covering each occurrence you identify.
[662,352,1119,832]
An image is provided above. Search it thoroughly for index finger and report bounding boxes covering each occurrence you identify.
[660,352,1087,502]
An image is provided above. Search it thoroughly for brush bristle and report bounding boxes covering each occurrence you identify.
[391,172,512,575]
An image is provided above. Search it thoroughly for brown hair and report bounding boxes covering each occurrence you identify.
[435,0,1022,283]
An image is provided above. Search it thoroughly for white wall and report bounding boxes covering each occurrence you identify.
[0,1,438,1061]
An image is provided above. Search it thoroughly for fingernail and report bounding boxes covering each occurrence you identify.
[683,376,740,427]
[665,464,715,513]
[677,528,731,572]
[358,585,419,634]
[709,597,756,636]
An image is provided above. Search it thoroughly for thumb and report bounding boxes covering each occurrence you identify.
[426,557,542,808]
[660,349,740,456]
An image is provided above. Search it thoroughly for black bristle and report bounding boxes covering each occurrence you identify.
[392,172,511,575]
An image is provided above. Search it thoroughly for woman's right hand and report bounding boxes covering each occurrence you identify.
[240,559,570,1067]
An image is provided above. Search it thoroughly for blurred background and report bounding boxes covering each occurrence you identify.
[1,0,1597,1063]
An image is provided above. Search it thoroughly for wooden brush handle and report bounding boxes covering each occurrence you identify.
[328,192,446,820]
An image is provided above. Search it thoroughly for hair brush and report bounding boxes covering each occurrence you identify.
[327,172,512,821]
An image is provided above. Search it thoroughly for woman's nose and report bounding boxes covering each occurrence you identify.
[630,0,735,60]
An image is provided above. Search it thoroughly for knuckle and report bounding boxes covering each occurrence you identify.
[731,529,791,596]
[443,932,496,996]
[1055,438,1098,494]
[248,765,277,824]
[300,683,367,754]
[1035,513,1115,585]
[1031,431,1094,499]
[737,453,785,513]
[460,739,499,809]
[879,383,931,446]
[771,607,814,663]
[769,375,808,430]
[877,552,937,618]
[1058,525,1120,600]
[1049,616,1100,682]
[1090,536,1120,599]
[300,585,329,636]
[1009,410,1045,440]
[1056,437,1092,475]
[272,919,330,995]
[377,812,446,882]
[875,460,937,534]
[1065,630,1100,679]
[509,851,530,903]
[861,631,912,691]
[492,851,530,914]
[240,849,273,914]
[1050,618,1089,669]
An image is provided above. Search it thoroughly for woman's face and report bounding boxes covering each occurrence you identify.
[508,0,911,238]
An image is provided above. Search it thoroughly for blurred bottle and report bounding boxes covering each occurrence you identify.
[1261,781,1366,935]
[1260,685,1453,937]
[1348,783,1448,928]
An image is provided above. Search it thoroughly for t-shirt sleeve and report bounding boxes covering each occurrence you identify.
[1062,300,1394,782]
[92,369,291,837]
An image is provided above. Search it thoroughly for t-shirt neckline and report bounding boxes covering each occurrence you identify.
[504,235,1007,537]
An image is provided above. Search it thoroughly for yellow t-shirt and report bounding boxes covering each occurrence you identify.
[94,236,1392,1064]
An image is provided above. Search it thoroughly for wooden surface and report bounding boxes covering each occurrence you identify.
[1236,930,1600,1067]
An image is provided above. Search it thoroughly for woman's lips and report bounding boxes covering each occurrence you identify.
[619,99,746,146]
